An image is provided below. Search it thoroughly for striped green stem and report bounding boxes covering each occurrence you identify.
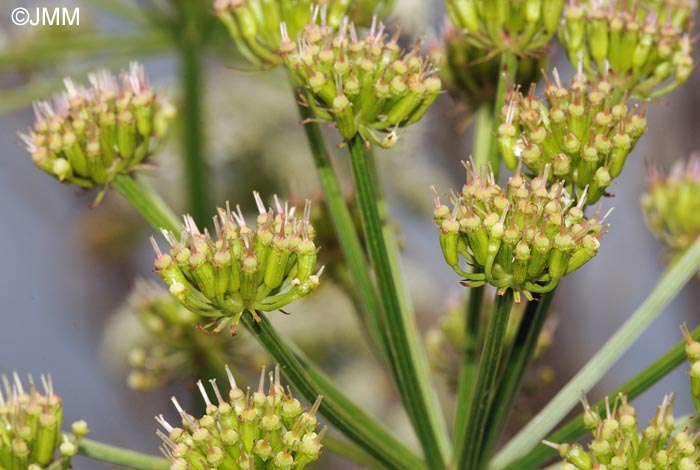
[348,135,450,469]
[492,236,700,469]
[457,289,514,470]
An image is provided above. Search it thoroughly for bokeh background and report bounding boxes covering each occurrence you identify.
[0,0,699,468]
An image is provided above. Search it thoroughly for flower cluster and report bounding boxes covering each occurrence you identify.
[560,0,696,98]
[19,63,175,195]
[214,0,351,67]
[152,193,322,333]
[282,18,441,148]
[157,366,325,470]
[445,0,565,55]
[498,70,647,205]
[124,280,251,391]
[433,161,608,302]
[548,392,700,470]
[0,374,89,470]
[641,155,700,257]
[431,21,546,113]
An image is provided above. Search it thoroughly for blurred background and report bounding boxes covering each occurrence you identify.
[0,0,699,468]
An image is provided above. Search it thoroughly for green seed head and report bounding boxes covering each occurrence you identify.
[559,0,696,98]
[157,366,324,469]
[283,17,441,148]
[432,161,607,301]
[0,374,87,469]
[152,193,322,333]
[19,63,175,197]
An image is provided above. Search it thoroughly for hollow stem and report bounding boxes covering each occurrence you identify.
[176,2,209,225]
[113,174,180,233]
[457,289,514,470]
[74,436,169,470]
[452,284,484,451]
[348,135,450,469]
[480,288,557,467]
[291,88,393,374]
[472,104,494,169]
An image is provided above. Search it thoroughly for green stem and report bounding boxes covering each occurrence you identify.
[348,136,450,469]
[366,147,450,455]
[472,104,494,170]
[491,236,700,470]
[292,93,393,373]
[177,5,209,225]
[75,436,168,470]
[113,174,180,233]
[501,326,700,470]
[458,290,514,470]
[242,313,426,470]
[454,99,498,451]
[453,284,484,451]
[480,289,557,467]
[489,52,518,180]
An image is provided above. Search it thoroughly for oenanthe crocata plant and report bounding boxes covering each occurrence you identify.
[8,3,700,470]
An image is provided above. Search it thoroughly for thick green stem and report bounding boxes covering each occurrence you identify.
[472,104,494,170]
[292,94,394,374]
[177,3,209,225]
[480,289,557,467]
[501,326,700,470]
[75,436,168,470]
[453,285,484,451]
[113,174,180,233]
[491,236,700,470]
[458,290,514,470]
[348,136,450,468]
[453,99,497,451]
[243,313,425,470]
[489,52,518,180]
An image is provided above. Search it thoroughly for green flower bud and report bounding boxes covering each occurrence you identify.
[283,18,441,148]
[18,63,175,203]
[559,0,696,99]
[152,193,322,334]
[0,374,88,470]
[552,392,700,470]
[215,0,378,67]
[642,155,700,260]
[157,365,325,470]
[433,161,608,302]
[499,70,647,205]
[445,0,565,55]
